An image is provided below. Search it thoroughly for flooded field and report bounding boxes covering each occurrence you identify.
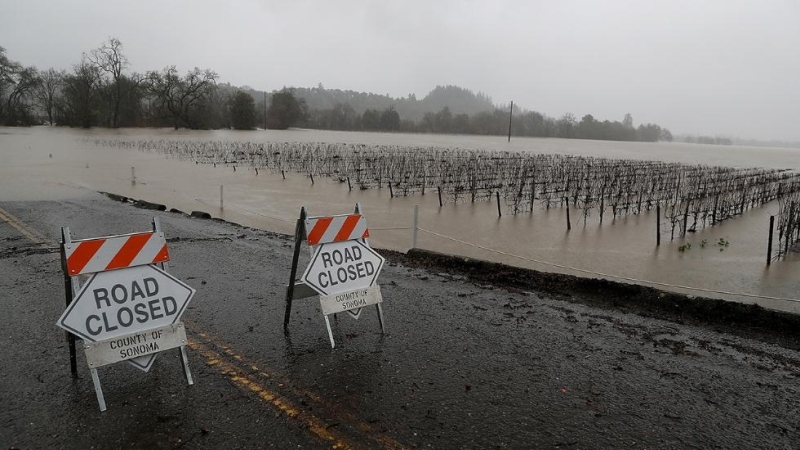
[2,126,799,313]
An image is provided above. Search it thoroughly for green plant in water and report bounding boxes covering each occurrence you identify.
[699,239,708,248]
[678,243,692,252]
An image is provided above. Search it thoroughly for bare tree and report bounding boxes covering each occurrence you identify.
[35,68,64,125]
[59,58,101,127]
[88,37,142,127]
[147,66,218,129]
[4,65,40,126]
[0,46,20,122]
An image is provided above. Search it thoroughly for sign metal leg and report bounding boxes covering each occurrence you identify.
[376,303,386,333]
[284,207,307,330]
[179,346,194,385]
[61,227,79,378]
[89,368,107,412]
[324,315,335,348]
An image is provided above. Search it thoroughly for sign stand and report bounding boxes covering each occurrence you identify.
[58,217,194,411]
[284,204,386,348]
[59,227,79,378]
[283,206,308,330]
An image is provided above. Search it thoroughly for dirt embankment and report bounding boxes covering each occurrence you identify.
[394,248,800,351]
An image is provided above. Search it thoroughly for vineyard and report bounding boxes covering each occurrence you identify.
[91,138,800,258]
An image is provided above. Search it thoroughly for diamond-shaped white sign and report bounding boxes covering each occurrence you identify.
[57,264,195,371]
[302,239,384,297]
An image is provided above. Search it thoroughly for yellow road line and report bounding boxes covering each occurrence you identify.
[190,327,408,450]
[0,206,51,247]
[188,337,355,450]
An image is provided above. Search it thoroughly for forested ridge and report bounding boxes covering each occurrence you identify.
[0,38,675,142]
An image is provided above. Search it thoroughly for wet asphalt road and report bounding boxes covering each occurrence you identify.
[1,193,799,449]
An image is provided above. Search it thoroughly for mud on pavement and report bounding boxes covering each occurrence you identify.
[1,193,799,449]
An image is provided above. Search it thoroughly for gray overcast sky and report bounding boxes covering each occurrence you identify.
[2,0,799,140]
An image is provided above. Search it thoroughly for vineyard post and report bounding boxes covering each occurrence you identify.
[220,185,224,210]
[412,205,419,249]
[566,199,571,231]
[438,186,443,207]
[496,191,502,217]
[656,204,661,246]
[784,201,795,258]
[682,197,690,236]
[712,193,719,225]
[767,215,774,266]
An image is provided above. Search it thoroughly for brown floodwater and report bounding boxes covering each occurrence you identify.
[2,126,799,313]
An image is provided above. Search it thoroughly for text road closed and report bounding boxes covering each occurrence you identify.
[302,240,385,296]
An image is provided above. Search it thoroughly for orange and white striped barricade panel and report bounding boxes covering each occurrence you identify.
[64,231,170,276]
[304,214,370,246]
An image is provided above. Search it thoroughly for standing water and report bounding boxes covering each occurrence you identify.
[2,126,799,314]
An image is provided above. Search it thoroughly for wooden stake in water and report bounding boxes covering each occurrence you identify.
[412,205,419,249]
[496,191,502,217]
[220,185,224,210]
[131,167,136,184]
[656,204,661,246]
[767,215,774,266]
[566,200,571,231]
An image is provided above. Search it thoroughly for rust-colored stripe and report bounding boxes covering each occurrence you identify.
[307,217,333,245]
[153,243,170,263]
[334,215,361,242]
[105,233,152,271]
[67,240,105,275]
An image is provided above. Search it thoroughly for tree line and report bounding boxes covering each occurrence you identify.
[295,84,494,122]
[0,38,671,142]
[307,106,672,142]
[0,39,304,130]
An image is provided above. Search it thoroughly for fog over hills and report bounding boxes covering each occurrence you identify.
[2,1,799,142]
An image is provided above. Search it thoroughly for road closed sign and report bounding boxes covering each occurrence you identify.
[57,219,195,411]
[57,264,195,343]
[302,239,385,296]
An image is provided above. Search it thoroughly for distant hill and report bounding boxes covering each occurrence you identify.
[213,82,672,143]
[287,84,495,121]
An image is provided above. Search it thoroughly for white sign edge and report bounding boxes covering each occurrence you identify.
[56,264,196,343]
[301,240,385,296]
